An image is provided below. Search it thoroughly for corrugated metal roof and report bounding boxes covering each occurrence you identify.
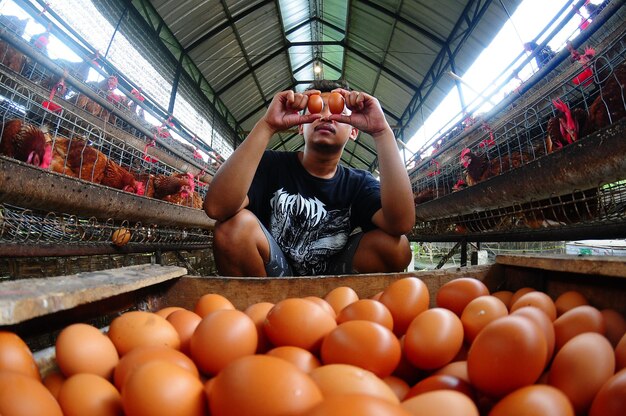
[140,0,524,172]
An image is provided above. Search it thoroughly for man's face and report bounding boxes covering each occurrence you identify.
[299,92,358,152]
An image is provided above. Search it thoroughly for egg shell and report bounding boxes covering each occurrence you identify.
[307,394,411,416]
[320,320,401,378]
[337,299,394,330]
[404,308,464,370]
[57,373,122,416]
[383,376,410,401]
[548,332,615,414]
[55,323,119,379]
[510,291,557,321]
[210,355,323,416]
[190,309,257,375]
[42,371,65,400]
[461,295,508,344]
[491,291,514,310]
[307,94,323,114]
[434,360,470,384]
[0,371,63,415]
[264,298,337,352]
[616,332,626,371]
[111,227,131,246]
[405,374,475,401]
[589,368,626,416]
[309,363,399,404]
[488,385,574,416]
[154,306,185,319]
[600,309,626,347]
[509,287,536,306]
[304,296,337,319]
[166,309,202,356]
[0,331,41,381]
[122,360,206,416]
[328,92,345,114]
[554,290,589,316]
[401,390,479,416]
[553,305,605,351]
[193,293,235,318]
[114,345,199,391]
[266,346,321,373]
[324,286,359,315]
[436,277,490,317]
[512,306,556,367]
[243,301,275,353]
[468,315,547,397]
[379,277,429,336]
[108,311,181,356]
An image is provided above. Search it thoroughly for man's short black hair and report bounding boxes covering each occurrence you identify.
[307,79,350,92]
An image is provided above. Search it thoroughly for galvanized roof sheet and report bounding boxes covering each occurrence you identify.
[141,0,523,172]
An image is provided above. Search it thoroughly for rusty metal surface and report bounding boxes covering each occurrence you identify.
[0,156,214,229]
[0,243,211,257]
[414,118,626,221]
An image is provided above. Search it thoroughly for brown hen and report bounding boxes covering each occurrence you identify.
[162,191,203,209]
[49,136,107,182]
[586,61,626,133]
[0,119,52,168]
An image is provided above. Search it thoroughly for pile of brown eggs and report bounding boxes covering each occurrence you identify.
[0,276,625,415]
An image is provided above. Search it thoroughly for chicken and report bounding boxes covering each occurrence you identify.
[75,75,119,121]
[460,147,533,186]
[567,43,596,87]
[0,119,52,168]
[101,159,145,195]
[154,172,195,200]
[0,16,28,74]
[49,136,107,182]
[585,61,626,133]
[162,191,203,209]
[545,99,588,153]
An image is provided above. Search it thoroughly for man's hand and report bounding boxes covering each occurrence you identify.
[261,90,321,134]
[324,88,391,138]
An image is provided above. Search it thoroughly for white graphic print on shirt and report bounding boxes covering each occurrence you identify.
[270,188,351,275]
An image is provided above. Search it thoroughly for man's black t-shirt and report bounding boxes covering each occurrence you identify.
[247,150,382,275]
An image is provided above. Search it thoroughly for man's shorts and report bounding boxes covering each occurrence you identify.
[257,220,363,277]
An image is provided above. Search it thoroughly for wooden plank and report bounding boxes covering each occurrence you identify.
[0,265,187,325]
[496,254,626,277]
[159,265,494,311]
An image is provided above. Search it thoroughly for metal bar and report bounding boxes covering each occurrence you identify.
[460,240,468,266]
[0,243,211,258]
[436,240,462,269]
[0,157,215,229]
[414,118,626,221]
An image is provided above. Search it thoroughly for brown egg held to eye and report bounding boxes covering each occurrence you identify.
[328,92,345,114]
[307,94,323,114]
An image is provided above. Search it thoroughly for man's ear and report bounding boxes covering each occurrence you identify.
[349,126,359,141]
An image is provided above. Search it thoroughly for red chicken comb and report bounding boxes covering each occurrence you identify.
[552,98,570,114]
[460,148,471,160]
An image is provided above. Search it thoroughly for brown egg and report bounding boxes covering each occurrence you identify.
[589,368,626,416]
[113,345,199,391]
[510,287,537,306]
[510,291,557,321]
[309,364,399,404]
[307,394,411,416]
[491,290,514,310]
[337,299,394,330]
[436,277,490,317]
[435,361,470,384]
[193,293,235,318]
[324,286,359,315]
[616,333,626,371]
[304,296,337,319]
[111,227,131,246]
[0,331,41,381]
[404,374,475,401]
[266,346,321,373]
[328,92,345,114]
[404,308,464,370]
[210,355,323,416]
[166,309,202,356]
[489,385,574,416]
[383,375,410,401]
[244,302,275,353]
[461,295,508,344]
[264,298,337,352]
[554,290,589,316]
[512,306,556,367]
[601,309,626,347]
[55,323,119,379]
[154,306,185,319]
[122,361,206,416]
[553,305,605,351]
[190,309,257,375]
[321,320,401,378]
[307,94,323,114]
[108,311,181,356]
[548,332,615,414]
[401,390,479,416]
[379,277,430,336]
[43,370,65,399]
[0,371,63,415]
[58,373,123,416]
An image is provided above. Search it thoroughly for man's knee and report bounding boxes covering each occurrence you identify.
[355,231,412,273]
[213,209,260,247]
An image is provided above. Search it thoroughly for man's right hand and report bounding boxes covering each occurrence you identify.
[261,90,322,134]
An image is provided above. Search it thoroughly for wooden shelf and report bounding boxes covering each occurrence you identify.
[0,264,187,325]
[496,254,626,278]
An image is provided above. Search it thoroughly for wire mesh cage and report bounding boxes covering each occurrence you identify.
[408,13,626,241]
